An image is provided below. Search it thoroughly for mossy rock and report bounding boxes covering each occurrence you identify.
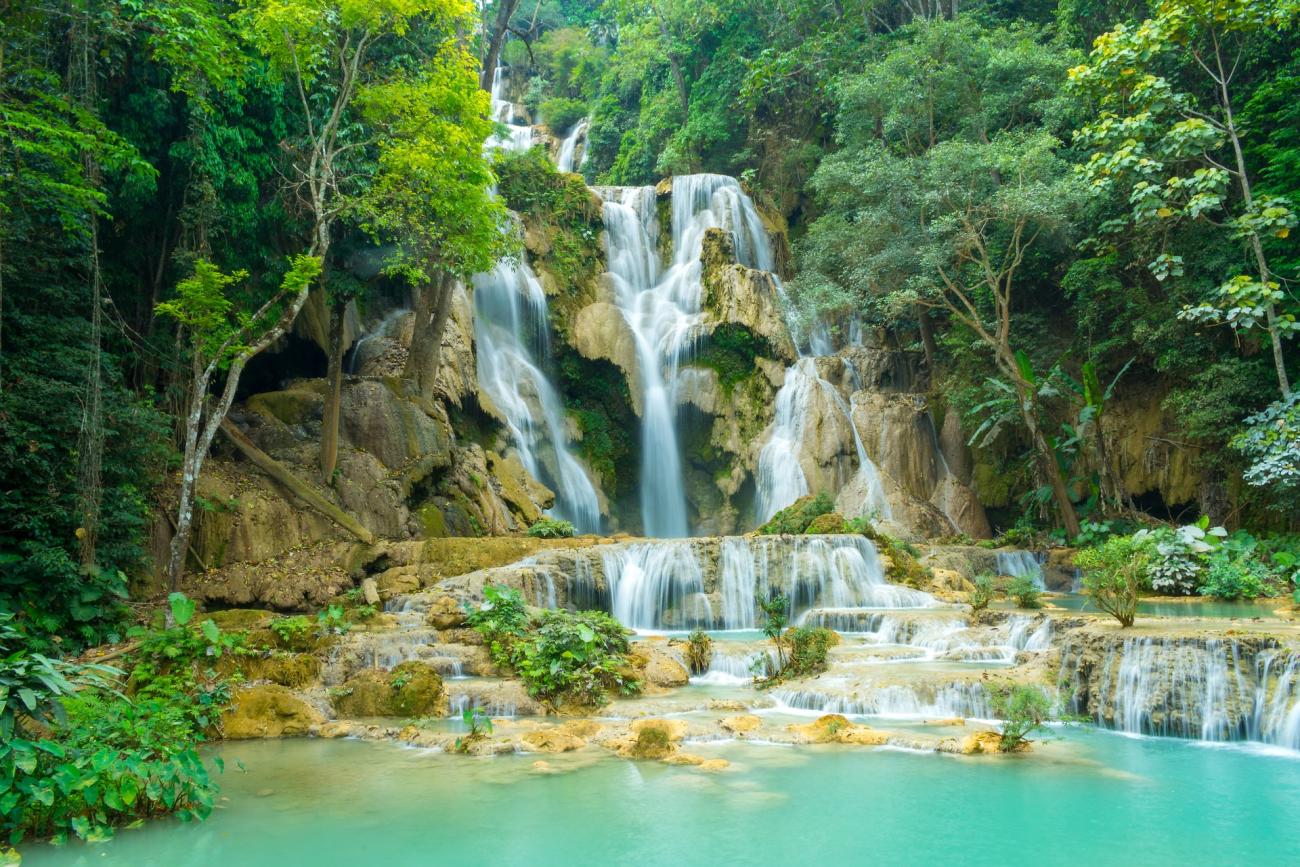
[217,652,321,689]
[805,512,850,535]
[758,493,836,534]
[246,388,323,427]
[331,661,446,719]
[222,684,323,739]
[207,609,276,631]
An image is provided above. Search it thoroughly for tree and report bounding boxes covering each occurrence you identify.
[237,0,476,480]
[355,51,508,401]
[1075,532,1153,627]
[795,18,1087,535]
[156,256,321,589]
[481,0,523,89]
[1069,0,1300,400]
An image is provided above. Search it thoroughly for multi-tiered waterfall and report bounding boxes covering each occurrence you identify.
[596,176,775,536]
[474,68,600,531]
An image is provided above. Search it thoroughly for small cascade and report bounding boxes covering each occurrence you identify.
[595,534,937,631]
[555,119,588,172]
[473,260,601,532]
[596,175,776,536]
[1060,636,1300,749]
[694,647,775,686]
[489,67,533,151]
[773,681,992,720]
[346,307,409,374]
[995,550,1047,591]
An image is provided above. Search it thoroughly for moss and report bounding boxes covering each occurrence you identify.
[860,525,931,588]
[805,512,850,534]
[217,652,321,689]
[418,502,448,538]
[493,147,604,291]
[331,662,446,719]
[555,347,636,498]
[687,325,771,397]
[628,725,674,759]
[758,493,835,534]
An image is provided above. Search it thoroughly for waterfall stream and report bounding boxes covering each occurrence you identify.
[596,175,773,536]
[555,119,588,173]
[472,67,600,531]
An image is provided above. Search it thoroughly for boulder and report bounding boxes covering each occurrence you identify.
[572,302,641,412]
[787,714,887,746]
[633,645,690,689]
[222,685,323,739]
[961,730,1023,755]
[521,728,587,753]
[426,595,468,630]
[331,661,446,719]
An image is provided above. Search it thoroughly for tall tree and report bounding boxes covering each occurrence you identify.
[1070,0,1300,399]
[156,256,321,589]
[238,0,476,480]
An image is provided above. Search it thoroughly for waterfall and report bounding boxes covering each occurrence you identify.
[555,119,588,173]
[473,261,601,532]
[772,682,992,720]
[347,307,409,374]
[598,534,936,631]
[473,66,601,531]
[1061,636,1300,749]
[995,551,1047,591]
[596,175,776,536]
[489,67,533,152]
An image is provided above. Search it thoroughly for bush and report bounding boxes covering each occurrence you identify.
[684,628,712,675]
[539,96,588,134]
[991,684,1052,752]
[757,493,835,534]
[1007,574,1043,609]
[783,627,838,679]
[0,597,229,845]
[268,615,314,651]
[527,517,575,539]
[969,574,996,612]
[1075,534,1153,627]
[1145,520,1227,595]
[467,585,638,708]
[1199,555,1272,600]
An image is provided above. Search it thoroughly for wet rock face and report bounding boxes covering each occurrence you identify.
[222,684,324,739]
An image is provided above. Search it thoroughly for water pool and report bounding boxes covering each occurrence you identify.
[23,731,1300,866]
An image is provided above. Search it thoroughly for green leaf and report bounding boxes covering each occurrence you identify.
[168,593,196,626]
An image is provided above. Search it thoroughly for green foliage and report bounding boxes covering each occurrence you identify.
[268,616,314,652]
[991,684,1053,752]
[783,627,837,679]
[689,325,769,396]
[1199,555,1273,601]
[453,705,493,753]
[753,592,790,682]
[1008,575,1044,609]
[539,97,588,135]
[757,493,835,535]
[970,574,997,612]
[0,606,228,844]
[492,146,602,286]
[527,518,576,539]
[684,628,712,675]
[1231,394,1300,502]
[467,585,635,708]
[1076,534,1155,626]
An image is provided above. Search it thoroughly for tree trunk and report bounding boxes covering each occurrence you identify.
[404,274,456,402]
[220,420,375,544]
[1012,374,1082,538]
[480,0,522,90]
[915,305,938,373]
[320,298,346,480]
[167,360,210,589]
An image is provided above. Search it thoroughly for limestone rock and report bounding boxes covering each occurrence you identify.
[426,595,467,630]
[719,715,762,735]
[961,730,1023,755]
[787,714,887,746]
[521,728,587,753]
[699,228,798,363]
[572,302,641,413]
[633,645,690,689]
[223,685,323,739]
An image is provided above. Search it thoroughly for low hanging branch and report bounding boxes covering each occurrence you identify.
[157,256,322,590]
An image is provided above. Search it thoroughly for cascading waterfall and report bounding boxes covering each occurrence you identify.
[995,550,1047,591]
[489,67,533,151]
[598,534,937,631]
[1059,636,1300,749]
[596,175,775,536]
[555,119,588,173]
[473,261,601,531]
[472,67,601,531]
